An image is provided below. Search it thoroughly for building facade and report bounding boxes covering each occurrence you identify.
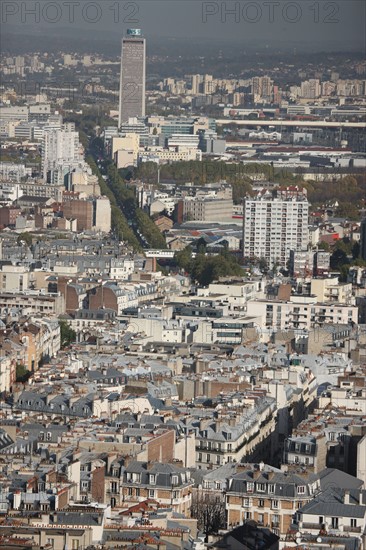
[118,29,146,127]
[243,187,309,268]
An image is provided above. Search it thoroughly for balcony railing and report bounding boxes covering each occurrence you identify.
[302,522,322,530]
[343,525,361,533]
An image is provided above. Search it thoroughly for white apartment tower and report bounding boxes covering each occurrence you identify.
[243,187,309,267]
[42,123,81,183]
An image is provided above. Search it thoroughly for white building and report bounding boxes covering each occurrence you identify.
[93,197,112,233]
[243,187,309,267]
[42,123,82,183]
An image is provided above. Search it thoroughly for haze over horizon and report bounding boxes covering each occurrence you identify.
[1,0,365,54]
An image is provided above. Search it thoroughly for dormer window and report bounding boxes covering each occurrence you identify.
[150,474,156,485]
[171,475,178,486]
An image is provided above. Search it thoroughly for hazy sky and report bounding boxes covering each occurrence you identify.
[2,0,365,52]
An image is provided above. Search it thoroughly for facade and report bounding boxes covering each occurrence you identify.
[295,486,366,543]
[118,29,146,127]
[196,398,277,468]
[183,197,233,223]
[243,187,309,268]
[42,123,81,182]
[0,291,65,316]
[283,435,327,473]
[94,197,112,233]
[121,462,193,516]
[361,218,366,261]
[226,466,314,538]
[246,298,358,332]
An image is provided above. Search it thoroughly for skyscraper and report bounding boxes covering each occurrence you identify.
[361,218,366,261]
[118,29,146,128]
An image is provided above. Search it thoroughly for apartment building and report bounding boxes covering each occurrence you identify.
[243,187,309,267]
[183,196,233,223]
[0,291,65,316]
[226,465,315,538]
[246,297,358,332]
[196,397,277,468]
[42,123,82,182]
[295,486,366,543]
[283,435,327,473]
[121,462,193,516]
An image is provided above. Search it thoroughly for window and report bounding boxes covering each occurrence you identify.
[150,475,156,485]
[128,487,133,496]
[257,483,265,492]
[258,499,264,508]
[171,475,179,486]
[247,482,254,493]
[331,517,339,529]
[272,500,279,509]
[351,518,357,528]
[149,489,155,498]
[297,486,305,494]
[268,484,275,494]
[243,498,250,507]
[244,511,251,520]
[72,541,79,550]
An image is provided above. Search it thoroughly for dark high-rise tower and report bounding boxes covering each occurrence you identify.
[118,29,146,128]
[361,218,366,261]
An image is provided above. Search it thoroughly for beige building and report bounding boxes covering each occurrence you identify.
[0,291,65,316]
[112,133,139,167]
[310,277,354,305]
[183,196,233,223]
[94,197,112,233]
[357,434,366,484]
[0,265,30,292]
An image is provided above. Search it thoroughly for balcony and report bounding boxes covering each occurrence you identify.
[301,522,323,530]
[107,489,119,495]
[343,525,361,533]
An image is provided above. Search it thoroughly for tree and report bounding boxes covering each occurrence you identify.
[318,241,330,252]
[59,320,76,348]
[174,246,193,271]
[189,252,243,286]
[191,491,226,541]
[16,364,30,383]
[17,232,32,247]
